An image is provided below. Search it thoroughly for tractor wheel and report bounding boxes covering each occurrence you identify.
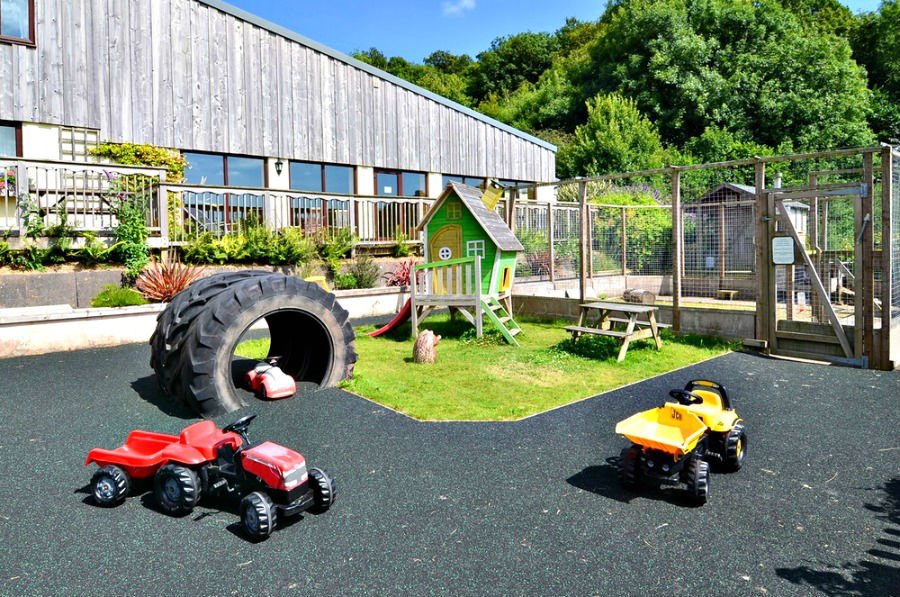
[722,424,747,472]
[164,274,357,416]
[309,467,337,512]
[91,465,130,507]
[241,491,277,540]
[618,445,642,489]
[153,464,202,515]
[150,270,272,401]
[685,459,710,505]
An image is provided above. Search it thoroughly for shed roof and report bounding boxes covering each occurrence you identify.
[418,182,525,252]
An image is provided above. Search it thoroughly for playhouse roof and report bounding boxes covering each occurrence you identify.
[697,183,809,211]
[418,182,525,252]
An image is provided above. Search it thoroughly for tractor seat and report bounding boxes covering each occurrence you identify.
[178,420,240,461]
[684,389,736,432]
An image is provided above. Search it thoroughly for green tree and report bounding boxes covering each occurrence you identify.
[566,93,666,176]
[578,0,874,150]
[851,1,900,141]
[424,50,473,75]
[468,32,560,101]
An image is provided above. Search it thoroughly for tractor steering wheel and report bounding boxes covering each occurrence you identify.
[669,389,704,405]
[223,414,257,444]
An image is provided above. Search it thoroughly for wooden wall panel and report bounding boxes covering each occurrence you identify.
[8,0,555,181]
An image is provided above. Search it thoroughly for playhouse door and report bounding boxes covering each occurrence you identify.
[429,225,462,294]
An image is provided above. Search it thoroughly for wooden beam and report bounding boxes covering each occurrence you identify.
[718,202,726,290]
[621,207,628,277]
[671,169,682,332]
[755,160,769,345]
[809,172,821,323]
[547,202,555,283]
[775,199,854,358]
[579,181,588,301]
[862,151,875,365]
[881,146,894,370]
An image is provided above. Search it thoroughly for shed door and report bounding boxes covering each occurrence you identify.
[429,225,462,295]
[429,225,461,262]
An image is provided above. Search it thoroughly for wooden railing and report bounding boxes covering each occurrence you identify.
[412,256,482,301]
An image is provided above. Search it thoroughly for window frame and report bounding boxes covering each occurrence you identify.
[374,168,428,198]
[289,160,357,195]
[0,0,36,47]
[183,151,268,188]
[0,120,22,157]
[466,240,486,259]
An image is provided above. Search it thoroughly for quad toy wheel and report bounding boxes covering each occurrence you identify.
[154,464,201,515]
[91,465,130,507]
[309,467,337,512]
[241,491,277,540]
[723,424,747,472]
[618,445,642,489]
[685,459,709,505]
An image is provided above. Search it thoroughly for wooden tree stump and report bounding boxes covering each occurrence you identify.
[413,330,441,364]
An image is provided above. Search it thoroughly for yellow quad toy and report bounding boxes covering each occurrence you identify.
[614,380,746,505]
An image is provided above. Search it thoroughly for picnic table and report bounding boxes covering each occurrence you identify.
[564,301,670,362]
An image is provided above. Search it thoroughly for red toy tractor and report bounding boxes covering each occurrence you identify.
[85,415,335,539]
[244,358,297,400]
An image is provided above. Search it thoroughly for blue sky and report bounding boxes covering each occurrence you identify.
[225,0,884,62]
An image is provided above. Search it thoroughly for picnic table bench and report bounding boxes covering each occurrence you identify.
[565,301,670,362]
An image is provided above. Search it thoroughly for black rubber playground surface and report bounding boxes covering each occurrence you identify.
[1,343,898,596]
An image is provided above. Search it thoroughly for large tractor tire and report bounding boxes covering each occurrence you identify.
[151,270,272,400]
[151,272,357,416]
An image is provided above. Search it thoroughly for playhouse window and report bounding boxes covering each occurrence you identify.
[447,202,462,220]
[466,240,485,259]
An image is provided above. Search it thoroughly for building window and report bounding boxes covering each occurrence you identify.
[446,202,462,220]
[60,126,100,162]
[375,169,427,197]
[290,161,355,194]
[442,175,485,189]
[466,240,485,259]
[183,152,265,187]
[0,0,34,44]
[0,121,21,157]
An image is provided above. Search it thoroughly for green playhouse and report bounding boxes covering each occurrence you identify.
[411,182,525,345]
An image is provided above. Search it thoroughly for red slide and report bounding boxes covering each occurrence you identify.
[368,298,413,337]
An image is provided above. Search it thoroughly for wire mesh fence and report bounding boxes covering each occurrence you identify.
[892,151,900,343]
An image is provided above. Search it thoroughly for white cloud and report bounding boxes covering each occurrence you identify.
[442,0,476,16]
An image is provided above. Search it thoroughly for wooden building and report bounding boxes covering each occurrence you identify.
[0,0,556,199]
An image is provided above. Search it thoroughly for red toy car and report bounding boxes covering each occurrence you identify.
[85,415,335,539]
[244,358,297,400]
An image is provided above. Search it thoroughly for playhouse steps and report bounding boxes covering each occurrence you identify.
[482,297,522,346]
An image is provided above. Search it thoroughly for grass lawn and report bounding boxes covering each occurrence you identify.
[236,315,736,421]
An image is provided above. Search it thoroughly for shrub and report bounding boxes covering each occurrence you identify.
[333,272,358,290]
[183,232,219,264]
[319,228,356,274]
[91,284,149,308]
[0,241,9,266]
[113,193,151,281]
[77,233,120,267]
[276,228,318,265]
[393,227,412,258]
[135,256,204,302]
[347,254,380,289]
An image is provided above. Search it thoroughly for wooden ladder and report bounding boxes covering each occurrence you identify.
[481,296,522,346]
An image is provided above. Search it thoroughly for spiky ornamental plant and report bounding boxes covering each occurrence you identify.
[135,255,204,302]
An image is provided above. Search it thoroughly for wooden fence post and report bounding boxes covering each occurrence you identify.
[754,159,769,346]
[547,201,555,283]
[862,151,875,365]
[621,207,627,278]
[671,168,682,332]
[881,146,894,370]
[579,181,588,301]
